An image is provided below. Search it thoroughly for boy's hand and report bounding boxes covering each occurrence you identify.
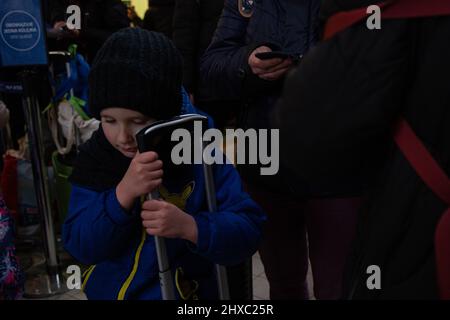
[141,200,198,244]
[116,151,163,211]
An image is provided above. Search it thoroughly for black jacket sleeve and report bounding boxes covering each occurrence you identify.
[199,0,263,101]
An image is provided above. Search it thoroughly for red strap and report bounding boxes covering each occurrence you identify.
[393,119,450,206]
[394,119,450,300]
[436,208,450,300]
[324,1,389,40]
[0,155,19,223]
[324,0,450,40]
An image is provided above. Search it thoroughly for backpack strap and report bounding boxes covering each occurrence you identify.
[323,0,450,40]
[393,120,450,205]
[395,120,450,300]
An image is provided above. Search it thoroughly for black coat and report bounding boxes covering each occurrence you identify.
[275,0,450,299]
[143,0,175,39]
[172,0,224,95]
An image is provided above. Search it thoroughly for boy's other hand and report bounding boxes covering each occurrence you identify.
[116,151,163,211]
[141,200,198,244]
[248,46,293,81]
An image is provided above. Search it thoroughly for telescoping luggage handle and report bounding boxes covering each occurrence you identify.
[136,114,230,300]
[146,187,177,300]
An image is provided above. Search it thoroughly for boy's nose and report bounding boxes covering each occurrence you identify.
[117,127,134,145]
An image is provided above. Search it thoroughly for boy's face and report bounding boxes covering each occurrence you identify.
[100,108,156,158]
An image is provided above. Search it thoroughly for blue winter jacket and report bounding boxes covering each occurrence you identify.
[63,95,266,300]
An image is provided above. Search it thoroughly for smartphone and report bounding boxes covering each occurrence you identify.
[255,51,303,63]
[255,51,292,60]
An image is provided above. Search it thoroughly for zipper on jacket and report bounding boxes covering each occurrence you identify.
[81,265,96,291]
[117,228,147,300]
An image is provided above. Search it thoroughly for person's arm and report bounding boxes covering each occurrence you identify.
[62,186,140,265]
[139,163,265,267]
[172,0,201,95]
[199,0,263,101]
[138,164,265,266]
[189,163,266,266]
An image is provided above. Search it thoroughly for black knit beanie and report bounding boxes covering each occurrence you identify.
[89,28,183,120]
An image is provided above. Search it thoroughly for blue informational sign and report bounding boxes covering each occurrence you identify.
[0,0,48,67]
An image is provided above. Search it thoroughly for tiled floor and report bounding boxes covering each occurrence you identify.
[26,289,87,300]
[252,252,270,300]
[24,252,313,300]
[252,252,315,300]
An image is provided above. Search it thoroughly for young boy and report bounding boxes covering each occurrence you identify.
[63,28,265,300]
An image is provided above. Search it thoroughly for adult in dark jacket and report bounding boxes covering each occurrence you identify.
[173,1,253,299]
[200,0,323,299]
[275,0,450,299]
[51,0,130,63]
[172,0,239,129]
[143,0,175,39]
[172,0,223,98]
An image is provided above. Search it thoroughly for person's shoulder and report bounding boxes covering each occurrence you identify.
[180,89,215,127]
[238,0,254,18]
[71,183,115,199]
[221,0,254,18]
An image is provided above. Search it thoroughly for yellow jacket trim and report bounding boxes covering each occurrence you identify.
[175,267,199,300]
[81,265,96,291]
[117,229,147,300]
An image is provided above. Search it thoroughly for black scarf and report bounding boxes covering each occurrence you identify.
[69,126,132,192]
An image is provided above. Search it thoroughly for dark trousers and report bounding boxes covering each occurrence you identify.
[247,183,362,300]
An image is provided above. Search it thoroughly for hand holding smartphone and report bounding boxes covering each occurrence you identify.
[255,51,303,63]
[249,46,301,81]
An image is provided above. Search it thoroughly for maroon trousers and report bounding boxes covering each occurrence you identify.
[247,184,362,300]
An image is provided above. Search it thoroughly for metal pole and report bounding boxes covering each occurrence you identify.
[20,70,64,297]
[146,191,176,300]
[202,141,230,300]
[136,114,230,300]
